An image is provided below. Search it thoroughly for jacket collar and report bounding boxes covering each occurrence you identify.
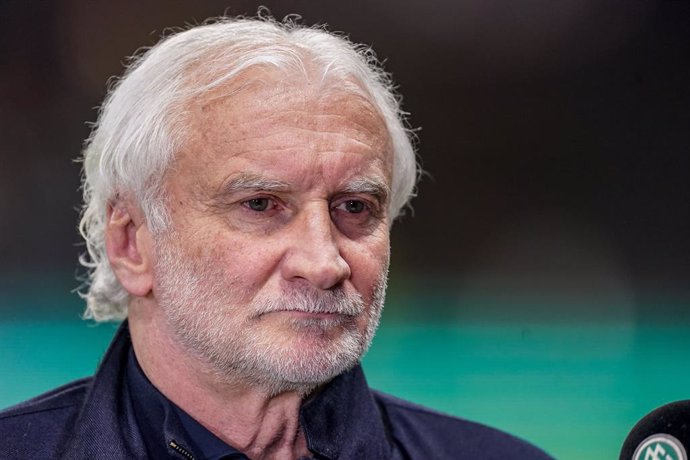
[59,321,148,459]
[60,321,392,459]
[301,365,391,459]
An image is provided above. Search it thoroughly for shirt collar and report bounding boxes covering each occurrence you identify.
[126,348,242,460]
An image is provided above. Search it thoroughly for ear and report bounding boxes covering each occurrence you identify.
[105,201,154,298]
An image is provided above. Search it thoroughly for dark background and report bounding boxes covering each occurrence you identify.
[1,2,689,457]
[1,0,688,318]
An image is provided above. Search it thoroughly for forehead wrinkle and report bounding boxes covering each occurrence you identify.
[199,91,386,137]
[263,108,387,138]
[210,131,387,169]
[199,112,385,153]
[218,127,380,148]
[190,87,390,159]
[228,110,386,144]
[181,80,393,190]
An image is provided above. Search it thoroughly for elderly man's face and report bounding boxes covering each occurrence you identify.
[152,76,393,392]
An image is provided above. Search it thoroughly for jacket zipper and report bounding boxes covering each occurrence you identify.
[169,440,196,460]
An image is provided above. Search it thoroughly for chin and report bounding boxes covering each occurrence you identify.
[227,329,367,396]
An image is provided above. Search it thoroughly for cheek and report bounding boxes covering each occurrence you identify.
[201,231,286,292]
[345,233,390,303]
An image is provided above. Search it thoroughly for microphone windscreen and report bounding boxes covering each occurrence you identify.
[620,400,690,460]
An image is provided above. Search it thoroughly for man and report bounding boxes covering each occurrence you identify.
[0,17,552,459]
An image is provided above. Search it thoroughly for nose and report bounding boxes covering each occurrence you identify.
[280,203,351,290]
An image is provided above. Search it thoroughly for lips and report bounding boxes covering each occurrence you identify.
[250,289,365,318]
[271,310,349,318]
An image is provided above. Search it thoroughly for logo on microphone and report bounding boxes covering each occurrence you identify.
[633,434,687,460]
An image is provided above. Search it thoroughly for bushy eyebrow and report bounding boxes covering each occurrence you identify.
[217,173,390,204]
[341,178,390,205]
[220,173,291,194]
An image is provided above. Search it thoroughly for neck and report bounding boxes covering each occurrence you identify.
[128,299,311,459]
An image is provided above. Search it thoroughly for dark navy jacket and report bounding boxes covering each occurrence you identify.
[0,324,553,459]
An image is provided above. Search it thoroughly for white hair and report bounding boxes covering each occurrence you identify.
[79,16,418,322]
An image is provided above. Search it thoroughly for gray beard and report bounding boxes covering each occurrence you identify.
[153,236,388,396]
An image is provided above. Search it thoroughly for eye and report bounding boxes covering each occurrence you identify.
[243,197,272,212]
[331,197,382,236]
[340,200,366,214]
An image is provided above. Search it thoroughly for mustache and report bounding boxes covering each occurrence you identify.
[251,288,365,317]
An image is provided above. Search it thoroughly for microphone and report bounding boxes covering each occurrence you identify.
[620,400,690,460]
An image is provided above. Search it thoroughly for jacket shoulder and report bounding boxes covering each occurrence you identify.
[373,391,553,460]
[0,378,92,458]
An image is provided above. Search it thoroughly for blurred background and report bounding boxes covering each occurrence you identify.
[0,1,688,458]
